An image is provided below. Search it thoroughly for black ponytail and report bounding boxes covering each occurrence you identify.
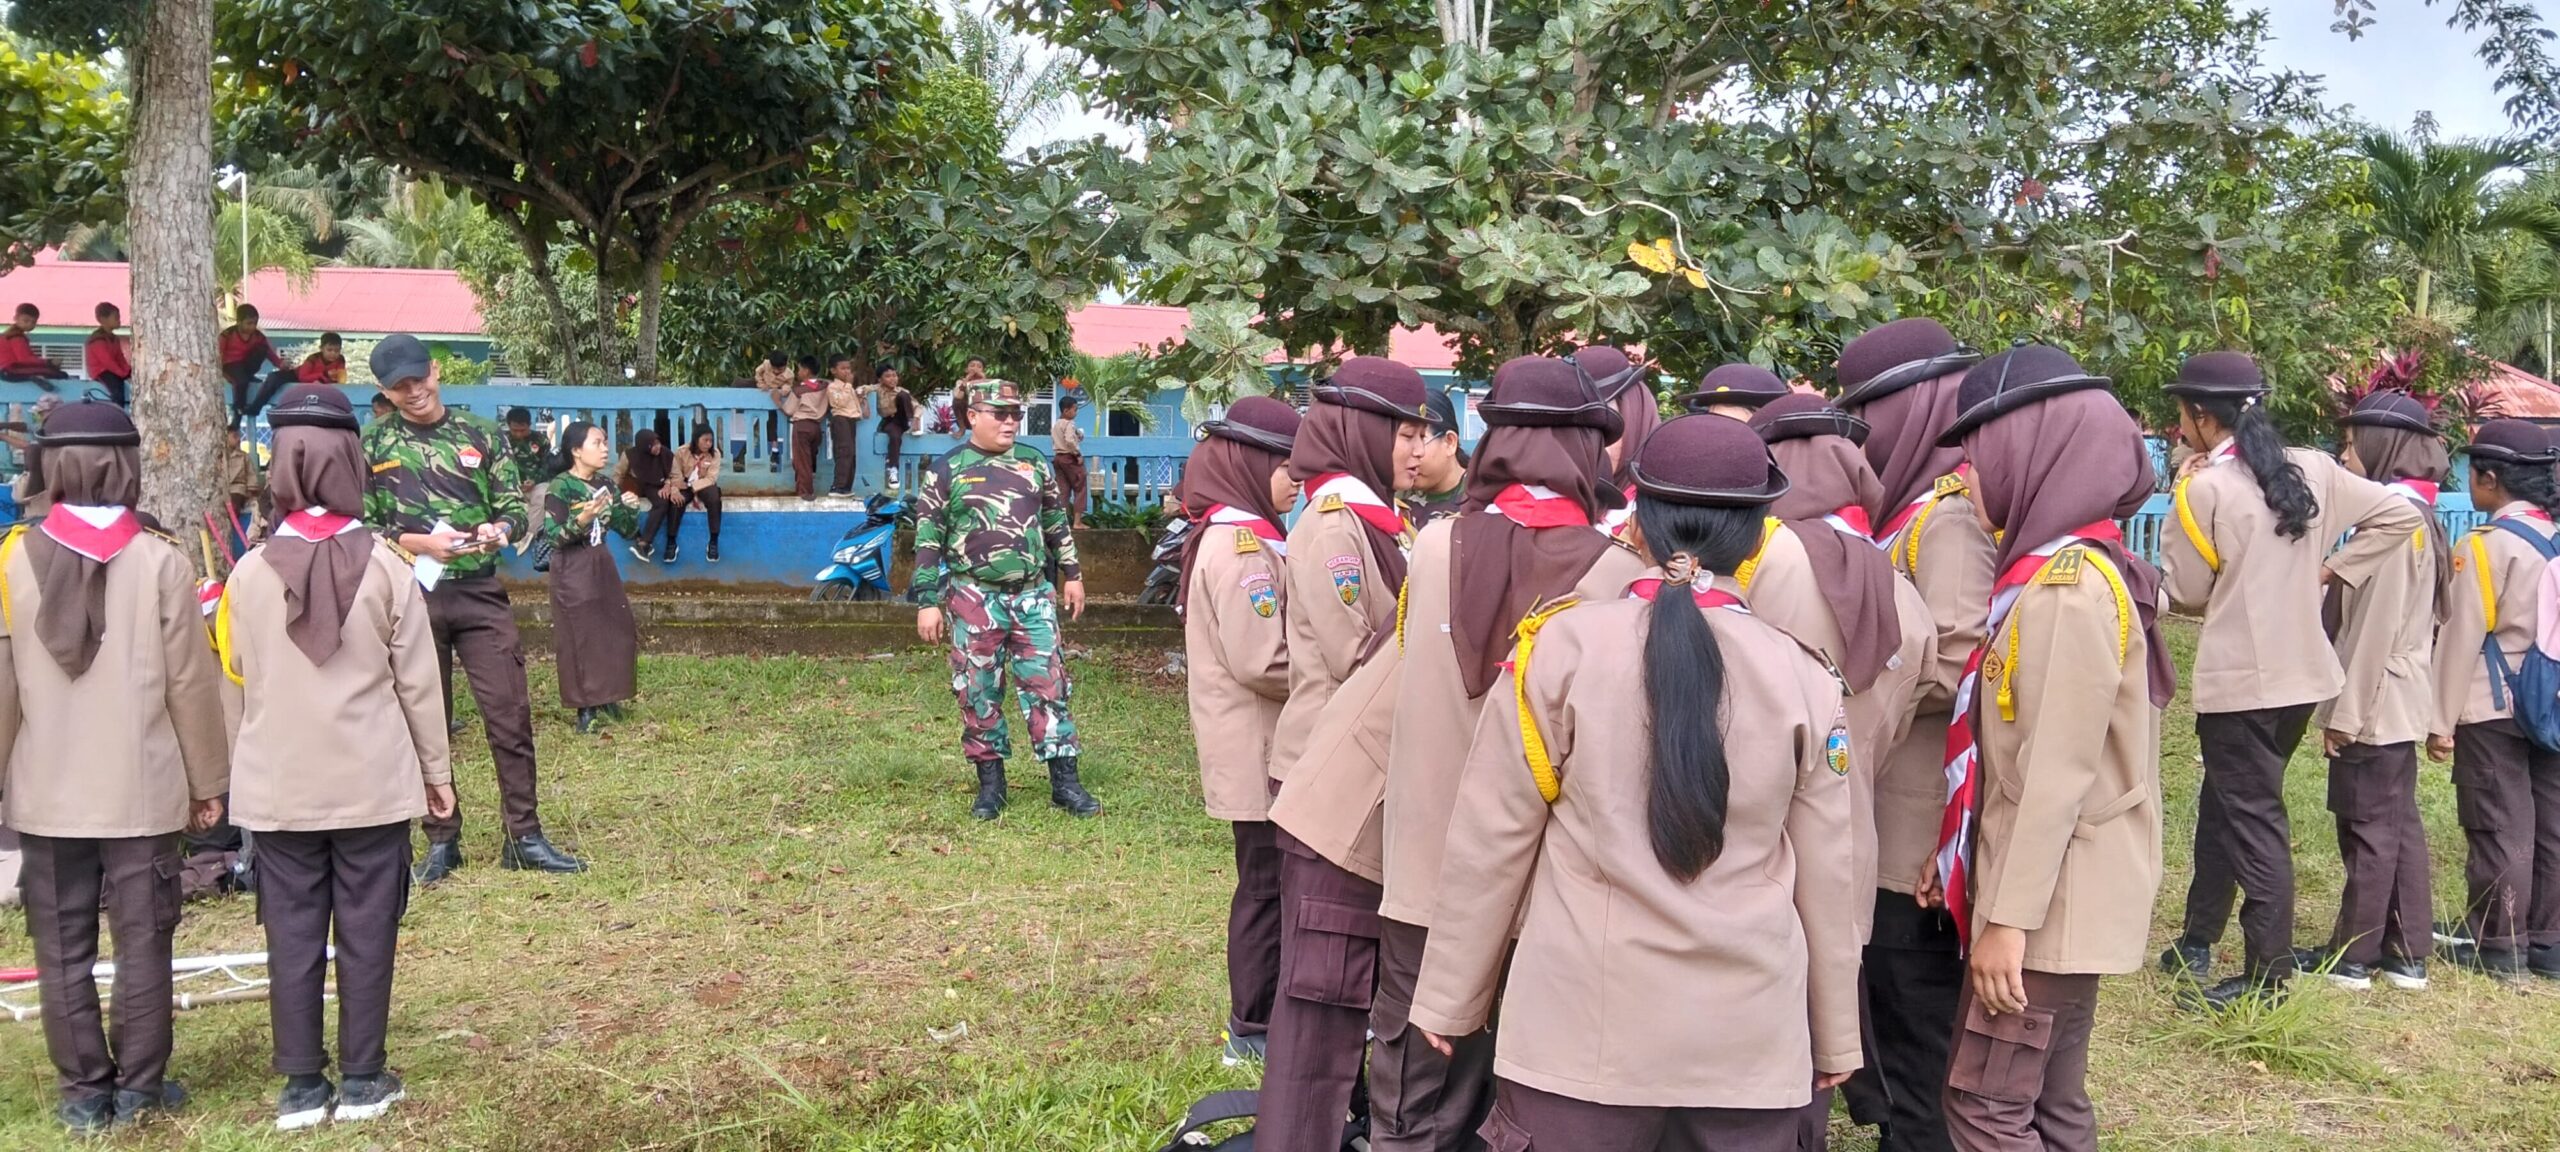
[2192,397,2317,539]
[2481,459,2560,520]
[1631,498,1769,882]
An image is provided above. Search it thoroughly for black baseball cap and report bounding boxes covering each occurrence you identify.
[369,333,433,386]
[1422,388,1460,436]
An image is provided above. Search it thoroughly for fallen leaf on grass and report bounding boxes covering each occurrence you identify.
[927,1021,968,1043]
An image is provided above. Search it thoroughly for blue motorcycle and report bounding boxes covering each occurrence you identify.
[810,492,906,602]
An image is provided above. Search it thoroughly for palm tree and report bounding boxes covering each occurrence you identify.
[1069,351,1161,432]
[336,174,501,270]
[215,200,317,303]
[948,6,1081,152]
[2357,130,2560,319]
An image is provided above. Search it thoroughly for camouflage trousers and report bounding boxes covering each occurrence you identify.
[945,582,1080,763]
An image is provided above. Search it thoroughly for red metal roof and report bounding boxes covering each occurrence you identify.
[1064,301,1462,371]
[2466,361,2560,421]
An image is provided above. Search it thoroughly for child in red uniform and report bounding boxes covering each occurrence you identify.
[0,305,68,388]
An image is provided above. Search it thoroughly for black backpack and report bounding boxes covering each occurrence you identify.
[1156,1091,1368,1152]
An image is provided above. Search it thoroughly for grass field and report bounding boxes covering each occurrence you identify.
[0,620,2556,1149]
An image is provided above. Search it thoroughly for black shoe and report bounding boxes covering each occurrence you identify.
[971,759,1007,821]
[111,1081,187,1127]
[2159,938,2212,982]
[2292,947,2372,991]
[2530,944,2560,982]
[276,1074,336,1132]
[57,1094,112,1135]
[662,542,681,564]
[448,714,469,736]
[707,541,720,563]
[414,840,464,886]
[2379,955,2430,991]
[2433,918,2477,948]
[335,1072,405,1123]
[501,832,588,874]
[629,542,655,564]
[1220,1029,1267,1068]
[2181,973,2287,1013]
[576,707,601,734]
[603,702,629,721]
[1047,756,1101,817]
[2438,935,2526,977]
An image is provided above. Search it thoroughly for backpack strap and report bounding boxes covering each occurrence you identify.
[2476,519,2558,712]
[1159,1090,1261,1151]
[1510,596,1583,804]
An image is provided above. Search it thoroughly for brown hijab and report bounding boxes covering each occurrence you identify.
[1175,397,1301,612]
[1288,398,1411,592]
[1964,389,2175,706]
[2350,423,2453,618]
[1855,369,1971,522]
[26,443,142,677]
[1760,408,1901,693]
[1608,378,1661,491]
[265,424,374,665]
[1449,358,1622,698]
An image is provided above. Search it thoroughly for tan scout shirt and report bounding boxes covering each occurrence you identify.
[2315,493,2439,747]
[0,530,230,838]
[1187,525,1291,821]
[2164,445,2422,713]
[1876,490,1997,894]
[224,538,452,832]
[1409,584,1863,1109]
[1270,643,1400,880]
[1268,491,1399,783]
[1742,524,1936,935]
[827,378,870,420]
[1375,518,1645,926]
[2433,503,2553,737]
[779,379,829,422]
[671,446,723,494]
[1971,546,2163,975]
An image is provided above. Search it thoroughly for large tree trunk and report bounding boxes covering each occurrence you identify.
[590,239,622,381]
[635,249,666,386]
[128,0,224,563]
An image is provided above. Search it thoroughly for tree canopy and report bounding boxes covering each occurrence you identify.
[0,37,123,272]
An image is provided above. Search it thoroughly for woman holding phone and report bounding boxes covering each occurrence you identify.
[543,422,648,733]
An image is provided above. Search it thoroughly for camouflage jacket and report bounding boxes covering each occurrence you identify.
[542,471,638,548]
[1404,484,1467,529]
[912,442,1080,605]
[364,409,527,580]
[506,430,557,486]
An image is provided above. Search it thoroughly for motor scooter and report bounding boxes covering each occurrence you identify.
[1138,514,1192,606]
[810,492,906,601]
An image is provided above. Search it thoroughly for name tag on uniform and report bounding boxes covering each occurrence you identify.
[372,460,402,474]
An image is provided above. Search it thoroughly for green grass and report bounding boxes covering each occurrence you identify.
[0,621,2554,1149]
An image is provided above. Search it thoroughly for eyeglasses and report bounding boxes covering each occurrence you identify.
[988,410,1024,423]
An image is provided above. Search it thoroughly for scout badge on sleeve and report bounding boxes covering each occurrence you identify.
[1826,723,1853,776]
[1328,554,1364,605]
[1243,572,1279,618]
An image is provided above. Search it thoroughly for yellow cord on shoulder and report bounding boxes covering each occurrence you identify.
[2472,530,2499,634]
[1395,577,1410,654]
[1996,549,2135,724]
[1902,497,1938,578]
[1511,597,1582,804]
[0,525,21,632]
[2173,475,2219,572]
[1733,517,1781,593]
[213,584,244,686]
[1998,593,2025,723]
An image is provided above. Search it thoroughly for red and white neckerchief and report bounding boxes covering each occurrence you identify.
[1600,483,1639,539]
[1489,484,1593,530]
[277,510,363,541]
[1625,578,1748,611]
[1934,520,2123,952]
[1206,504,1287,556]
[1307,472,1411,550]
[1825,504,1873,541]
[2387,479,2441,507]
[41,503,142,562]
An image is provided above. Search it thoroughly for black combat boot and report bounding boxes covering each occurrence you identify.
[501,832,588,874]
[576,707,601,734]
[971,759,1007,821]
[414,839,464,886]
[1047,756,1101,817]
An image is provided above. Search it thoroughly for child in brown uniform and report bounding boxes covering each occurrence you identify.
[2310,392,2446,990]
[0,401,231,1133]
[1409,413,1861,1152]
[1177,396,1304,1066]
[2158,352,2422,1008]
[1924,345,2174,1152]
[2428,419,2560,980]
[219,385,457,1129]
[1258,356,1430,1152]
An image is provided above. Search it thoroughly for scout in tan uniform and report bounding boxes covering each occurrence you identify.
[219,386,457,1129]
[2427,419,2560,980]
[1922,345,2172,1152]
[1367,356,1640,1152]
[2159,352,2422,1008]
[1832,316,1985,1152]
[1681,361,1792,419]
[2305,392,2447,991]
[1259,356,1431,1152]
[1408,413,1860,1152]
[1177,397,1304,1065]
[1566,343,1656,541]
[0,401,230,1134]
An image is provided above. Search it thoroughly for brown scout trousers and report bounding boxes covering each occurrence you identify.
[426,576,544,842]
[1478,1077,1808,1152]
[1371,918,1497,1152]
[2452,719,2560,954]
[19,834,182,1104]
[2178,704,2314,978]
[257,823,411,1077]
[1228,820,1282,1039]
[2324,741,2434,966]
[791,418,825,499]
[1940,971,2100,1152]
[828,414,862,494]
[1843,893,1962,1152]
[1259,828,1382,1152]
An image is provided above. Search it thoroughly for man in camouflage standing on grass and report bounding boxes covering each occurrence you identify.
[365,335,588,882]
[912,380,1098,821]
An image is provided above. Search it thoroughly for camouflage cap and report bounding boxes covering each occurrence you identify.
[975,379,1027,411]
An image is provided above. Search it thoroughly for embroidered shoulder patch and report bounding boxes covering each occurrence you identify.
[1242,572,1278,618]
[1317,493,1346,513]
[1327,553,1364,606]
[1233,527,1261,554]
[1934,473,1967,496]
[2039,548,2083,585]
[1825,726,1853,777]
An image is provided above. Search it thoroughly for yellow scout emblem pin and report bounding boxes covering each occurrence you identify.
[1934,473,1966,496]
[1233,527,1261,554]
[2039,549,2083,585]
[1825,726,1852,777]
[1318,494,1346,513]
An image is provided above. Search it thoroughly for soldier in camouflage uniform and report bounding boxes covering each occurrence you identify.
[363,335,587,882]
[504,406,559,555]
[912,380,1098,821]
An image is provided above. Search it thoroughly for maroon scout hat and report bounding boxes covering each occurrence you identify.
[37,399,139,446]
[1749,392,1870,447]
[1313,356,1432,424]
[1566,344,1643,402]
[2340,391,2436,437]
[1835,317,1981,408]
[1196,395,1303,454]
[1631,413,1792,506]
[2470,418,2557,464]
[2162,351,2268,400]
[1681,363,1791,412]
[1477,355,1623,437]
[266,384,362,431]
[1935,343,2113,447]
